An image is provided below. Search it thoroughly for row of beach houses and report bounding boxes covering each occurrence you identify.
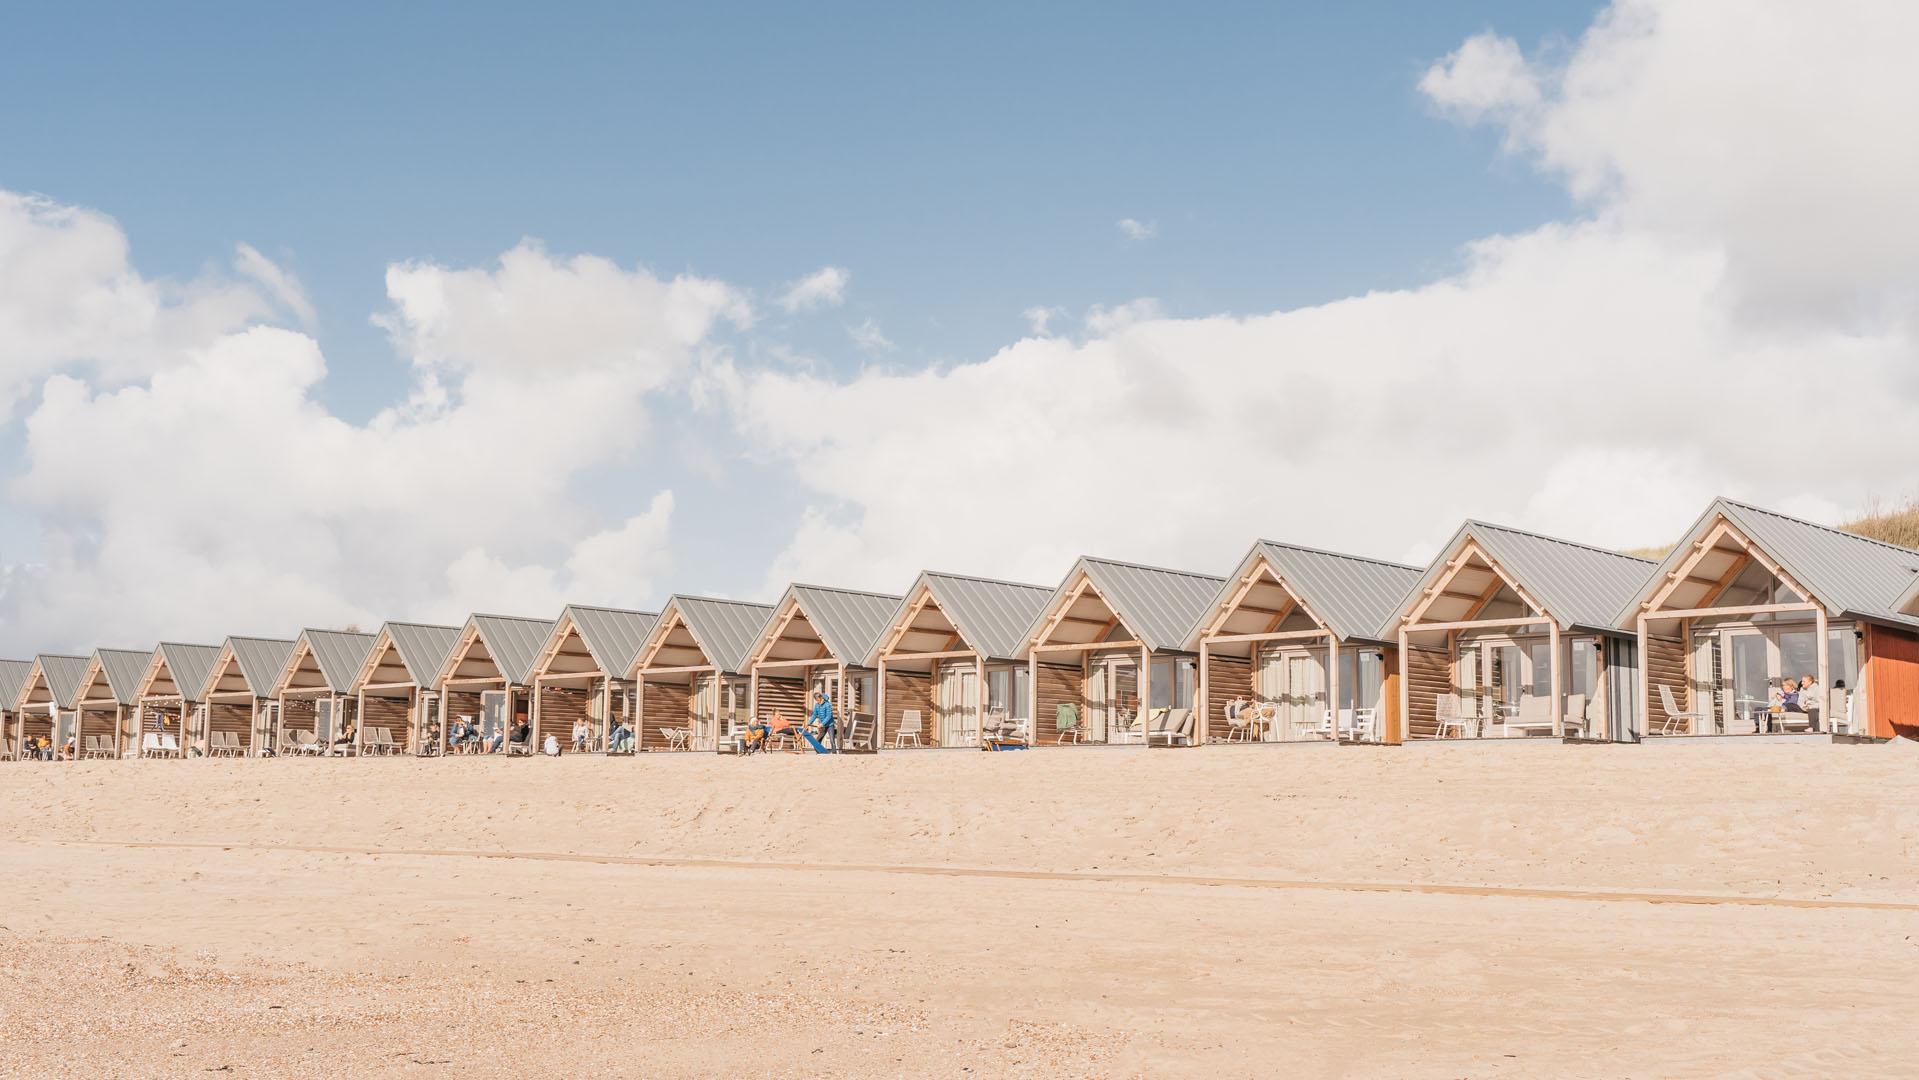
[3,497,1916,760]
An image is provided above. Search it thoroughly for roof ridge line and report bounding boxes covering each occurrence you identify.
[1254,539,1423,572]
[1721,497,1919,559]
[789,583,905,600]
[1081,554,1226,579]
[1465,519,1655,564]
[923,570,1054,591]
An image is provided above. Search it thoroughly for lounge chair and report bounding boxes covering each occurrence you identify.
[1147,707,1192,747]
[1656,685,1710,736]
[662,726,689,751]
[1434,695,1474,739]
[1510,694,1553,737]
[893,709,924,748]
[1054,703,1080,744]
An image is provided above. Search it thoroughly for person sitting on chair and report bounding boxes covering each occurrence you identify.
[609,718,635,753]
[331,722,356,756]
[571,718,591,753]
[507,714,532,753]
[1798,673,1823,732]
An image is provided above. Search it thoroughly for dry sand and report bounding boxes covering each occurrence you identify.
[1,740,1916,1078]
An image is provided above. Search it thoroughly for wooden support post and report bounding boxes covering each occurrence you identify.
[1635,616,1651,741]
[1548,623,1563,737]
[1396,625,1411,741]
[1325,633,1340,742]
[975,654,986,748]
[1138,646,1152,747]
[1196,640,1210,746]
[877,659,888,750]
[1814,607,1830,733]
[1027,652,1038,744]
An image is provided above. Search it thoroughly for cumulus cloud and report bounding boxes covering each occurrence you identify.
[777,266,849,313]
[0,192,283,413]
[1116,218,1157,241]
[0,221,731,651]
[717,0,1919,593]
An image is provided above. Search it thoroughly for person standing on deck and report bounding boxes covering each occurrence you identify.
[808,688,837,752]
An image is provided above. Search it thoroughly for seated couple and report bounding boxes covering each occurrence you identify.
[1764,674,1833,733]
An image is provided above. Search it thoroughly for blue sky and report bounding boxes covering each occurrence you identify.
[6,1,1912,653]
[3,1,1592,418]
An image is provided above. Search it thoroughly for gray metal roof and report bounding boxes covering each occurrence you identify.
[299,629,379,692]
[32,654,92,709]
[562,605,659,676]
[90,648,155,705]
[876,572,1056,663]
[0,659,34,710]
[383,622,463,686]
[226,637,296,696]
[1616,498,1919,630]
[468,614,558,685]
[661,595,777,674]
[776,584,905,664]
[1188,541,1425,647]
[1392,520,1654,634]
[153,643,222,701]
[1020,556,1226,654]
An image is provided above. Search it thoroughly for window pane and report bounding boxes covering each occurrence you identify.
[1528,642,1551,697]
[1779,631,1816,685]
[1150,659,1173,710]
[1012,667,1030,719]
[1175,658,1196,708]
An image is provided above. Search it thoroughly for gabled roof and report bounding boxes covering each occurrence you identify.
[287,629,379,693]
[144,642,223,701]
[1617,497,1919,630]
[560,605,659,676]
[870,571,1055,664]
[22,654,91,710]
[1024,556,1226,654]
[84,648,157,705]
[753,584,904,667]
[382,622,464,686]
[436,614,557,686]
[636,595,777,676]
[1394,520,1654,633]
[0,659,35,711]
[1187,541,1425,647]
[219,637,297,697]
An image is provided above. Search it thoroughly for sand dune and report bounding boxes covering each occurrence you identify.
[2,741,1915,1077]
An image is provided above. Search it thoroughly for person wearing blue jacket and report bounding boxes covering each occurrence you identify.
[808,689,837,751]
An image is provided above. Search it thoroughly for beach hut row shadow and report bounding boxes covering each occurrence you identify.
[4,497,1918,759]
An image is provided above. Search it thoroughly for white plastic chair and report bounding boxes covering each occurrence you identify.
[1434,695,1473,740]
[1219,703,1251,743]
[893,709,923,747]
[1656,685,1710,736]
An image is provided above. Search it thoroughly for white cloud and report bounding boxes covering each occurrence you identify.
[1116,218,1157,241]
[777,266,849,313]
[233,243,317,328]
[847,318,892,352]
[0,191,278,414]
[1023,306,1062,336]
[0,217,727,651]
[719,1,1919,591]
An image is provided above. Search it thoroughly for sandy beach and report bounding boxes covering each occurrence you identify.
[2,740,1916,1078]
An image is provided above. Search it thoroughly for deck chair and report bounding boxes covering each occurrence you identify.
[1218,703,1251,743]
[1054,703,1080,744]
[1147,707,1193,747]
[1339,708,1378,742]
[893,709,924,748]
[80,735,106,759]
[1655,685,1710,736]
[291,730,322,754]
[1434,695,1473,740]
[1561,693,1589,739]
[1512,693,1552,736]
[662,726,689,751]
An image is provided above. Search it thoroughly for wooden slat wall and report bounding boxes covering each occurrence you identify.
[884,670,935,746]
[283,697,317,735]
[1866,625,1919,739]
[1033,661,1081,743]
[1646,633,1687,732]
[755,676,807,725]
[361,695,411,752]
[1406,645,1449,739]
[1204,655,1253,741]
[536,685,591,750]
[641,682,692,750]
[79,706,119,749]
[208,701,252,751]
